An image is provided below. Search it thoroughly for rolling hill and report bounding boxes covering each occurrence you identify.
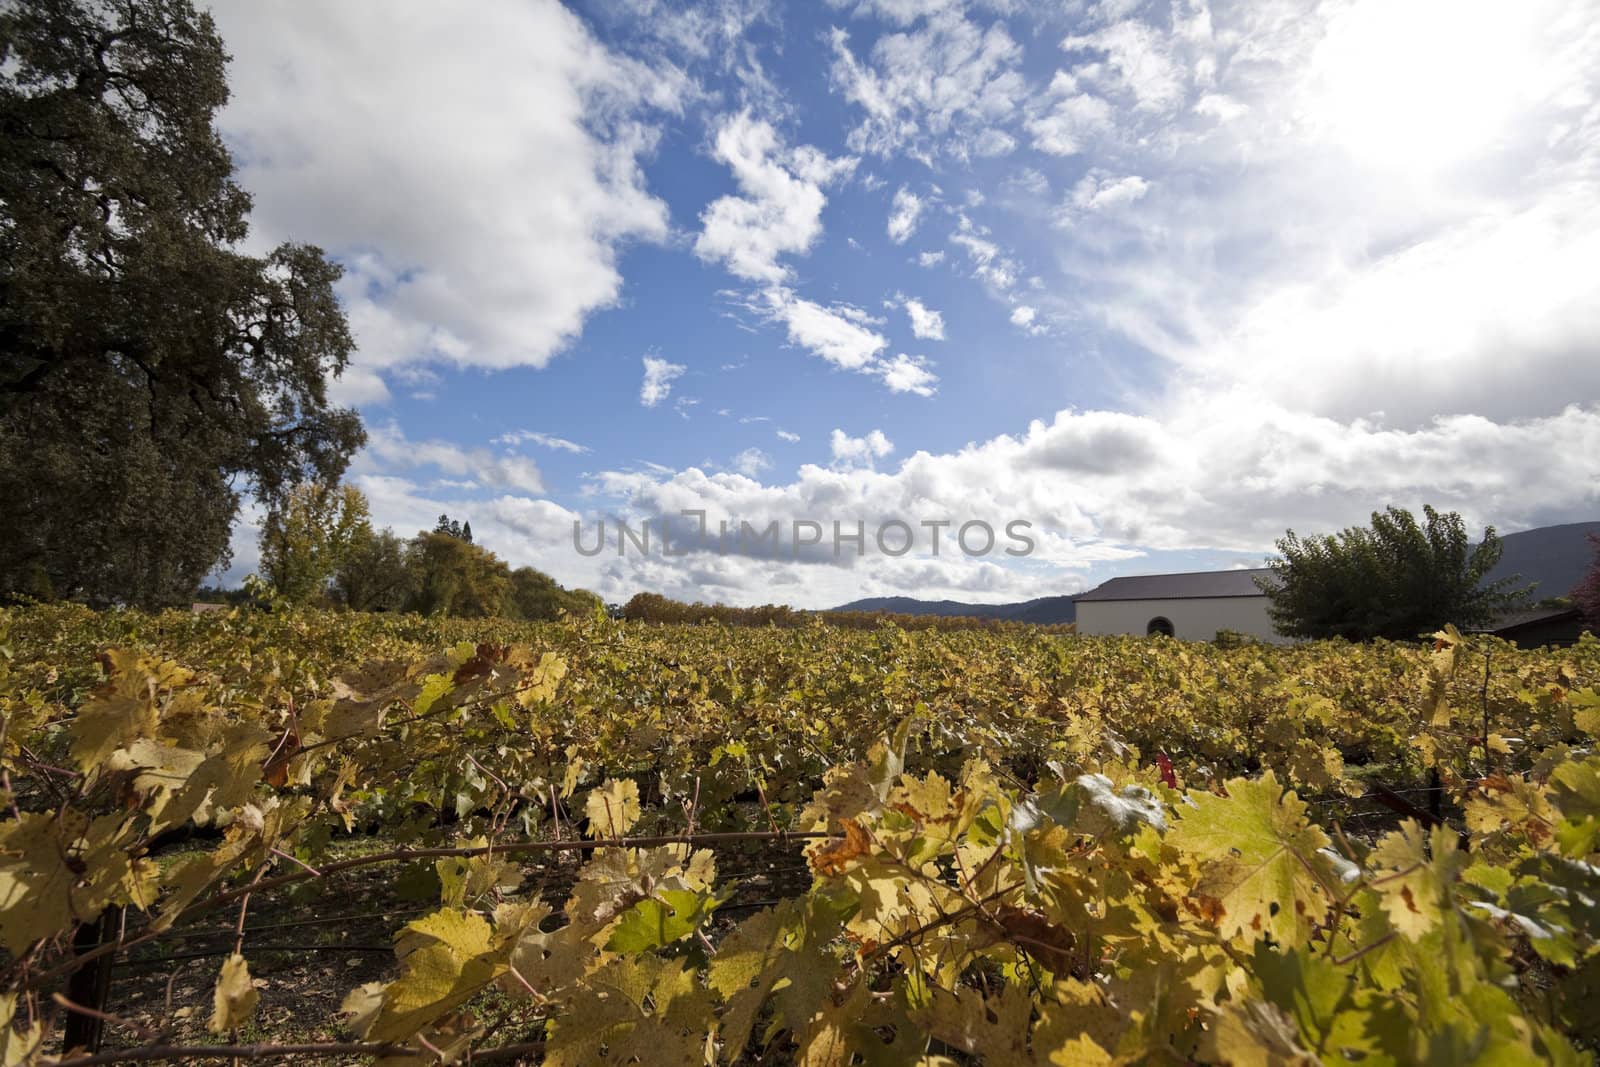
[1485,520,1600,599]
[830,520,1598,624]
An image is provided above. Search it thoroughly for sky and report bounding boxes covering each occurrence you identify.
[205,0,1600,608]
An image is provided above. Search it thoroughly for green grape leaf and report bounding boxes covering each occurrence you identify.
[1169,772,1331,946]
[606,888,718,953]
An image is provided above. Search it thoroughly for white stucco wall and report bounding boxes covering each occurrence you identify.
[1075,596,1287,643]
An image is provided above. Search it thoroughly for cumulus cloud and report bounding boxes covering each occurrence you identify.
[902,297,946,340]
[566,399,1600,606]
[830,428,896,464]
[694,112,856,283]
[776,429,802,442]
[733,447,773,476]
[1025,72,1113,156]
[361,424,546,495]
[640,356,687,407]
[211,0,683,394]
[917,250,946,267]
[1068,170,1151,212]
[886,185,925,243]
[876,353,939,396]
[767,292,887,370]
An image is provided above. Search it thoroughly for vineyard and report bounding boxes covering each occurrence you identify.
[1,603,1597,1065]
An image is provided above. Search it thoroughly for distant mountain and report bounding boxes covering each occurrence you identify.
[827,520,1599,625]
[1485,521,1600,599]
[831,594,1078,625]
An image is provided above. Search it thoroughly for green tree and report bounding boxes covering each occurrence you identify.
[1263,505,1530,641]
[0,0,364,608]
[332,526,412,613]
[405,531,512,617]
[257,482,369,603]
[509,565,598,621]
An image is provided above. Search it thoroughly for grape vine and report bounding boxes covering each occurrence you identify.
[0,604,1596,1063]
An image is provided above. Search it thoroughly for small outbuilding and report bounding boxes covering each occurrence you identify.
[1471,606,1590,648]
[1074,568,1285,643]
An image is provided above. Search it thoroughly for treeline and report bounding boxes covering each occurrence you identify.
[251,486,597,621]
[618,592,1075,634]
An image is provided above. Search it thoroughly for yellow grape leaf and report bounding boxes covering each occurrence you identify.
[585,779,642,839]
[0,812,152,953]
[0,812,83,951]
[1571,688,1600,737]
[436,841,522,908]
[1206,999,1318,1066]
[1169,773,1331,946]
[363,909,507,1042]
[1046,1036,1116,1067]
[1285,740,1344,793]
[69,673,162,771]
[1368,821,1465,941]
[543,956,714,1067]
[708,902,833,1060]
[209,953,259,1034]
[0,992,43,1066]
[914,984,1033,1067]
[515,651,568,708]
[560,749,587,799]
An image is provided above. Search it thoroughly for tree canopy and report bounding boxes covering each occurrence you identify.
[1572,534,1600,628]
[258,482,370,604]
[1263,505,1530,641]
[0,0,364,607]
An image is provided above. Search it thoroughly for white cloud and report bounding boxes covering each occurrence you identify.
[876,353,939,396]
[828,10,1027,160]
[694,112,856,283]
[640,356,687,407]
[1031,0,1600,427]
[767,291,887,370]
[776,430,802,442]
[360,424,545,495]
[567,399,1600,606]
[1062,18,1187,113]
[1010,305,1036,327]
[733,447,774,476]
[973,127,1017,156]
[1068,170,1151,212]
[760,291,940,395]
[493,430,591,455]
[917,250,946,267]
[950,214,1020,290]
[830,428,895,464]
[886,185,925,243]
[211,0,682,392]
[1025,72,1113,156]
[902,297,946,339]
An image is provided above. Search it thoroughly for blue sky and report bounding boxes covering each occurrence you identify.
[206,0,1600,607]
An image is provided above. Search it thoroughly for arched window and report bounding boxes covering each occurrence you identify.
[1146,616,1174,637]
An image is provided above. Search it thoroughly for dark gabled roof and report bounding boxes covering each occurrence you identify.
[1471,606,1584,635]
[1076,568,1274,603]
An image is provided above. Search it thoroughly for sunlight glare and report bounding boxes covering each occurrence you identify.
[1305,0,1548,176]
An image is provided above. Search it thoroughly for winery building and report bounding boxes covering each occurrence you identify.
[1075,568,1286,643]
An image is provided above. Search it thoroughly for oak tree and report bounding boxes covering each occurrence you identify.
[0,0,364,607]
